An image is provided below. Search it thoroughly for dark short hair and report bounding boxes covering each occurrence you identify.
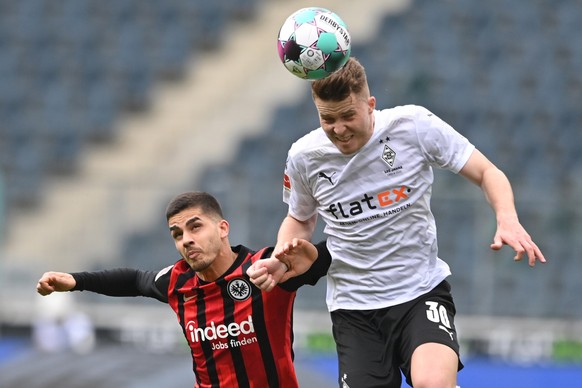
[311,57,368,101]
[165,191,224,221]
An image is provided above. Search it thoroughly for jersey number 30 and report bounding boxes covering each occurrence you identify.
[425,301,451,329]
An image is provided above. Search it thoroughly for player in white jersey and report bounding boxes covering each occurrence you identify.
[248,57,546,388]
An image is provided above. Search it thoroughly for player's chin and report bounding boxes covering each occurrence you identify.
[334,139,358,154]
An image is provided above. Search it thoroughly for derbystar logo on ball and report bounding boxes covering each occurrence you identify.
[277,7,351,80]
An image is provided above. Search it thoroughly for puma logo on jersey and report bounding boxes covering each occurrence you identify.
[439,324,454,340]
[318,171,336,185]
[341,373,351,388]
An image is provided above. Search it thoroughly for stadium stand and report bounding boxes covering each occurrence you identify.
[0,0,400,301]
[0,0,256,211]
[0,0,579,320]
[1,0,581,386]
[118,0,582,316]
[0,0,579,344]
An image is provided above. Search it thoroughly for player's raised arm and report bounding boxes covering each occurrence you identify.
[459,149,546,266]
[275,214,317,251]
[274,238,318,282]
[247,238,319,291]
[36,271,76,296]
[36,268,169,302]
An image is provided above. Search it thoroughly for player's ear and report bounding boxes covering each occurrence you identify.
[368,96,376,113]
[219,219,230,238]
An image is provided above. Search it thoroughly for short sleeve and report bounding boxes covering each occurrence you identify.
[414,107,475,173]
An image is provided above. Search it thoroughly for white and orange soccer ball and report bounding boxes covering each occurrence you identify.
[277,7,351,80]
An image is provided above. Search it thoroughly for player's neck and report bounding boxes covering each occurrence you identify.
[197,247,237,282]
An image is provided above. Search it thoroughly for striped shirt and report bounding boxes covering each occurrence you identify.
[72,243,330,387]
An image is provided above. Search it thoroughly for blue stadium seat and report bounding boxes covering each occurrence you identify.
[0,0,250,213]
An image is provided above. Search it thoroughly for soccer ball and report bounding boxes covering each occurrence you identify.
[277,7,351,80]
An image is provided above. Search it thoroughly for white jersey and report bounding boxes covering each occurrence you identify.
[283,105,475,311]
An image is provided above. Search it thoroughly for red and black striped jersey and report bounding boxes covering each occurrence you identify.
[167,245,300,387]
[71,242,330,387]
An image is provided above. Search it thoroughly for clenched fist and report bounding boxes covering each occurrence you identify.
[36,272,76,296]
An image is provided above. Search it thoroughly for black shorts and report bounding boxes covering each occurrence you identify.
[330,281,463,388]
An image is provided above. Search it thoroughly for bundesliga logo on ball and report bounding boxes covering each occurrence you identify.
[277,7,351,80]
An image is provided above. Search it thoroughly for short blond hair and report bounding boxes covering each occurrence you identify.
[311,57,369,101]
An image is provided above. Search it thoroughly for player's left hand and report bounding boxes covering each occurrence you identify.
[490,216,546,267]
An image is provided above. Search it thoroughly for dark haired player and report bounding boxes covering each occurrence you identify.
[37,191,330,388]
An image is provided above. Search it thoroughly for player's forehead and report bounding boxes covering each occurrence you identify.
[315,93,362,117]
[168,207,207,228]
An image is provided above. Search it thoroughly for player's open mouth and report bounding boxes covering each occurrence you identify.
[335,135,352,142]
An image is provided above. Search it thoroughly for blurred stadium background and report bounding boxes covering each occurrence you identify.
[0,0,581,386]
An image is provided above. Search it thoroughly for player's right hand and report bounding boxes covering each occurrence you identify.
[247,259,287,292]
[36,272,76,296]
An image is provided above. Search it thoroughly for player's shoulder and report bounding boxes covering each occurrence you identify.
[376,105,440,140]
[154,264,175,282]
[288,127,331,158]
[380,104,432,122]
